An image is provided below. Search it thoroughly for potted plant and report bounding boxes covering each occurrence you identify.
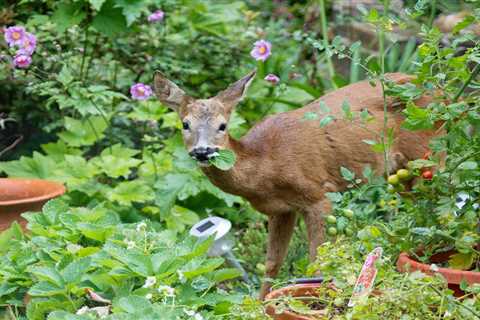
[0,178,65,231]
[264,240,480,319]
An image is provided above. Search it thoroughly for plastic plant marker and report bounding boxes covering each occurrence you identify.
[348,247,383,307]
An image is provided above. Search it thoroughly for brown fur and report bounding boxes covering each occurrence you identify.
[154,71,437,299]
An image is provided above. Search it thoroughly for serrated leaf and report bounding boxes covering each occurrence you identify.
[29,266,64,287]
[209,149,236,171]
[91,0,128,37]
[52,2,86,33]
[28,281,66,297]
[89,0,106,11]
[340,166,355,181]
[62,257,91,284]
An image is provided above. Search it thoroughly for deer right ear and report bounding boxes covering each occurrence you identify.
[153,71,189,112]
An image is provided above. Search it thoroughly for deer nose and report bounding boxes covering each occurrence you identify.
[189,147,218,161]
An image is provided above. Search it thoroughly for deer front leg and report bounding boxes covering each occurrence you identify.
[303,198,332,260]
[259,212,297,300]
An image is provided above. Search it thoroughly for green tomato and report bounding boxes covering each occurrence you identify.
[326,215,337,224]
[397,169,411,180]
[327,227,338,236]
[388,174,399,185]
[345,228,354,236]
[343,209,354,219]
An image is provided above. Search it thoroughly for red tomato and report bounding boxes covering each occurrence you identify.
[422,170,433,180]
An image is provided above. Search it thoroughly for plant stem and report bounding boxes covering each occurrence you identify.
[428,0,437,29]
[80,27,89,80]
[379,0,390,177]
[319,0,337,89]
[453,63,480,102]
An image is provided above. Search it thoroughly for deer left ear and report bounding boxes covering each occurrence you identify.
[216,70,256,114]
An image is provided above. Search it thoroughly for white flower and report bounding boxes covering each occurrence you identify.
[143,276,157,288]
[194,313,204,320]
[76,306,110,318]
[430,264,439,272]
[145,293,153,300]
[177,270,186,283]
[158,285,175,297]
[124,240,135,249]
[136,221,147,232]
[66,243,82,254]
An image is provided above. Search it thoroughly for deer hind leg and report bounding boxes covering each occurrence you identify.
[259,212,297,300]
[303,198,332,261]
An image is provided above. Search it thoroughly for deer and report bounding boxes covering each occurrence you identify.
[153,70,437,299]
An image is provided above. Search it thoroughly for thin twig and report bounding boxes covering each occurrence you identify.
[0,134,23,159]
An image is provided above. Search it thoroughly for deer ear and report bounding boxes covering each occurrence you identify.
[153,71,189,112]
[216,70,256,113]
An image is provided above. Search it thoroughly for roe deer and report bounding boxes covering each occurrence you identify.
[153,71,436,298]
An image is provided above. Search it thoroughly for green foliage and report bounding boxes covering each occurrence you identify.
[0,199,243,319]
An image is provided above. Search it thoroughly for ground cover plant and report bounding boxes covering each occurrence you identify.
[1,0,480,319]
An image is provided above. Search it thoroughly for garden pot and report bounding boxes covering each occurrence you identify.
[0,178,66,231]
[265,283,323,320]
[397,251,480,297]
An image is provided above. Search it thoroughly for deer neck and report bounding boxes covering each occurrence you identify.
[201,135,256,197]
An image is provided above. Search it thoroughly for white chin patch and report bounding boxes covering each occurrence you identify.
[198,161,211,167]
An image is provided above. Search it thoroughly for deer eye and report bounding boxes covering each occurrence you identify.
[218,123,227,131]
[182,121,190,130]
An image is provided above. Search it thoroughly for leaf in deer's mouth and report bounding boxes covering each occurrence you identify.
[208,149,236,170]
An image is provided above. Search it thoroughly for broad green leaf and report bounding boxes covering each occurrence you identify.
[319,115,335,128]
[107,180,154,205]
[181,258,224,279]
[29,266,64,287]
[212,268,242,283]
[28,281,66,297]
[448,252,474,270]
[0,151,56,179]
[209,149,236,171]
[340,166,355,181]
[114,0,149,26]
[92,0,128,37]
[51,2,86,33]
[58,117,108,147]
[89,0,106,11]
[303,112,318,120]
[115,296,151,313]
[61,257,91,284]
[166,205,199,232]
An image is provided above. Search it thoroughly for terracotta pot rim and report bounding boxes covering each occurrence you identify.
[0,178,66,206]
[265,283,322,320]
[397,252,480,285]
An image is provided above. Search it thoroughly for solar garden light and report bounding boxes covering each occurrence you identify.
[190,216,250,283]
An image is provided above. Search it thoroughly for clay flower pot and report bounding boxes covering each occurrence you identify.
[0,178,66,231]
[397,251,480,296]
[265,283,323,320]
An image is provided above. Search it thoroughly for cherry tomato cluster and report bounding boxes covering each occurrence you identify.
[326,209,354,237]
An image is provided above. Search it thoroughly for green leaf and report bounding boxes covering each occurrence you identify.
[0,151,57,179]
[58,117,108,147]
[448,252,474,270]
[457,161,478,170]
[166,205,199,232]
[209,149,236,171]
[340,166,355,181]
[107,180,154,205]
[28,281,66,297]
[341,100,353,120]
[52,2,87,33]
[402,102,434,130]
[89,0,106,11]
[303,112,318,120]
[29,266,64,287]
[452,15,475,34]
[212,268,242,283]
[114,0,149,26]
[92,0,128,37]
[319,115,335,128]
[115,296,151,313]
[61,257,91,284]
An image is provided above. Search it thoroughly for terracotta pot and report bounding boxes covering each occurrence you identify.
[265,283,323,320]
[397,251,480,297]
[0,178,66,231]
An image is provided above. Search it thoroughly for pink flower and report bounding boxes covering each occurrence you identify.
[250,39,272,61]
[4,26,26,47]
[13,54,32,69]
[130,83,153,100]
[148,10,165,23]
[264,74,280,84]
[17,32,36,55]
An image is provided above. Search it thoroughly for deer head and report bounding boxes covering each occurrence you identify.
[153,70,256,165]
